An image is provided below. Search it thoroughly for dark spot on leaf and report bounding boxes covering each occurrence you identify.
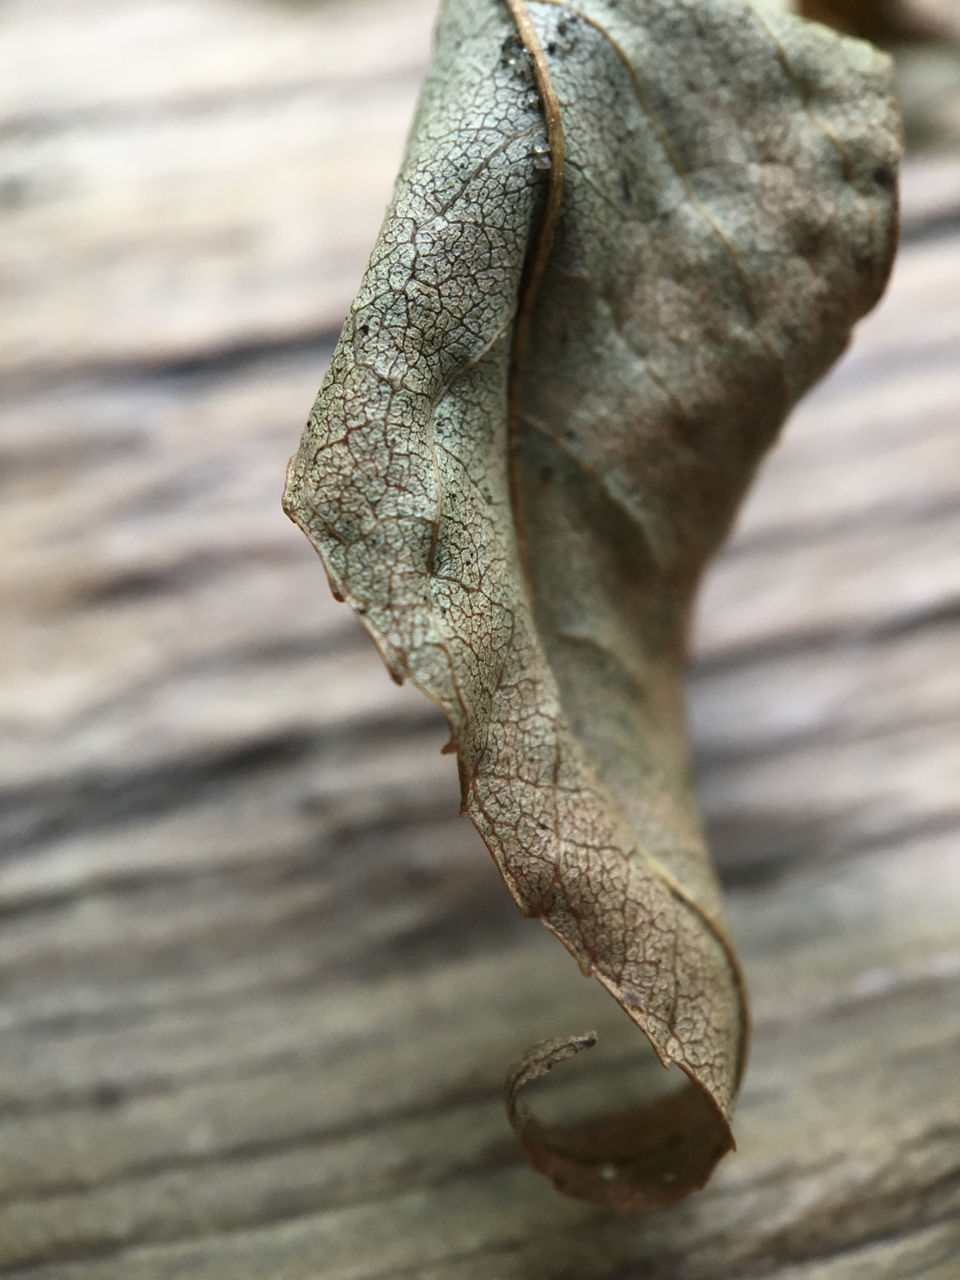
[873,165,895,189]
[501,33,523,66]
[797,224,824,258]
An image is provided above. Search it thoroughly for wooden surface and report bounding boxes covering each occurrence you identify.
[2,2,959,1276]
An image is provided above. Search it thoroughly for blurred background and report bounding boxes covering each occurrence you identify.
[1,1,958,1276]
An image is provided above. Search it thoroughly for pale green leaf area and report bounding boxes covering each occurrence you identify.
[284,0,901,1209]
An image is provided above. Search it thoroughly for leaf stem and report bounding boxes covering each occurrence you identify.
[503,0,566,366]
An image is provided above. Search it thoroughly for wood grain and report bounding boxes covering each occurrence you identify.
[1,1,958,1275]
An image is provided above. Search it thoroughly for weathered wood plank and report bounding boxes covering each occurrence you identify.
[0,0,437,376]
[1,0,958,1275]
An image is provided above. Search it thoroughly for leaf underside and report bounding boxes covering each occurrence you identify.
[284,0,901,1209]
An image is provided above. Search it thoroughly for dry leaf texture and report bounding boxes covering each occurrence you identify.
[284,0,901,1208]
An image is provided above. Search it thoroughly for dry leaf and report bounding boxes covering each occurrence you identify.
[284,0,900,1208]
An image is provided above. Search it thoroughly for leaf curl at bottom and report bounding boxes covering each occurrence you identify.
[284,0,901,1209]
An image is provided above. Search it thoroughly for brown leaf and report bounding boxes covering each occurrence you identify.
[283,0,901,1208]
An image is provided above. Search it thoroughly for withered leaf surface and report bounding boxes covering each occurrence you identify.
[284,0,900,1208]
